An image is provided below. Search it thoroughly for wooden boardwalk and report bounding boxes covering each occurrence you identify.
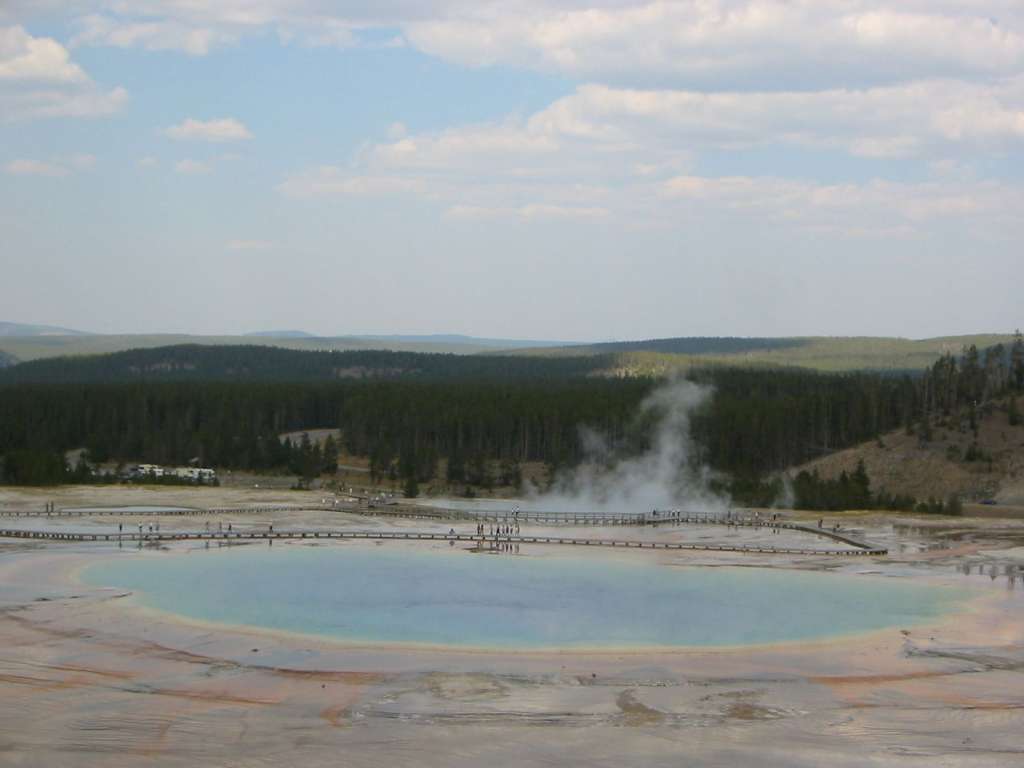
[361,505,649,526]
[0,527,887,556]
[361,505,880,552]
[0,502,883,553]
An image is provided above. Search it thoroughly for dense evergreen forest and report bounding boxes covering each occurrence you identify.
[2,333,1021,506]
[0,345,611,383]
[0,366,917,487]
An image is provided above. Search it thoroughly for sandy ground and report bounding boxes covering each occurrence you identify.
[1,487,1023,767]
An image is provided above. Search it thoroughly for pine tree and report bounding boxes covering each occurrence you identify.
[851,459,871,509]
[321,434,339,475]
[1012,330,1024,391]
[403,475,419,499]
[446,443,465,484]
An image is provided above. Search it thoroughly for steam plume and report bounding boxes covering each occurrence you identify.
[528,378,727,514]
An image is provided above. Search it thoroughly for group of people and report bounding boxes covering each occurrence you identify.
[202,521,234,533]
[120,522,160,534]
[473,522,519,537]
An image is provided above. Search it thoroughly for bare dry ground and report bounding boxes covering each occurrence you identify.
[0,503,1021,767]
[0,483,333,513]
[797,399,1024,507]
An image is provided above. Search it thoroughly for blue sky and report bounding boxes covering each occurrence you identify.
[2,2,1023,340]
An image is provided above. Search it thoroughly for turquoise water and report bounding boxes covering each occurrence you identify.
[83,546,966,649]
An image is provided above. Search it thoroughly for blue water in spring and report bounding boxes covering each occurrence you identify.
[83,545,966,649]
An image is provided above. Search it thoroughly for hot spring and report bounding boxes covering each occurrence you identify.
[83,545,967,650]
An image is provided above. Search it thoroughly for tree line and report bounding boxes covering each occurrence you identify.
[0,344,612,383]
[0,368,913,488]
[2,333,1021,507]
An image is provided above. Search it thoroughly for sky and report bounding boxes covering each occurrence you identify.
[1,1,1022,341]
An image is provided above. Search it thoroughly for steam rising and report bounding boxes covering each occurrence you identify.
[529,379,727,514]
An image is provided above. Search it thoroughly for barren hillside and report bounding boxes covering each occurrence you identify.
[795,398,1024,505]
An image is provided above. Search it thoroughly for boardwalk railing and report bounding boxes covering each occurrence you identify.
[0,527,886,556]
[0,502,883,553]
[363,505,880,552]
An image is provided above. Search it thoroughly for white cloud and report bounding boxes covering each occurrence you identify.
[403,2,1024,87]
[526,80,1024,158]
[0,26,127,121]
[174,158,211,174]
[137,155,158,168]
[33,2,1022,244]
[282,138,1022,237]
[166,117,253,142]
[0,25,86,82]
[5,158,69,177]
[370,123,559,172]
[2,84,127,121]
[61,3,1024,87]
[319,77,1023,223]
[73,14,227,57]
[280,18,358,49]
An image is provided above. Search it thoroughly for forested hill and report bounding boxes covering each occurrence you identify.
[0,344,613,383]
[519,334,1019,374]
[557,337,805,355]
[2,337,1019,497]
[0,351,17,369]
[0,368,920,484]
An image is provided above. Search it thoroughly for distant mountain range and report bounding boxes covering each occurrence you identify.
[244,330,317,338]
[348,334,574,349]
[0,321,90,337]
[0,323,579,362]
[0,321,1015,375]
[3,322,571,347]
[245,330,574,348]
